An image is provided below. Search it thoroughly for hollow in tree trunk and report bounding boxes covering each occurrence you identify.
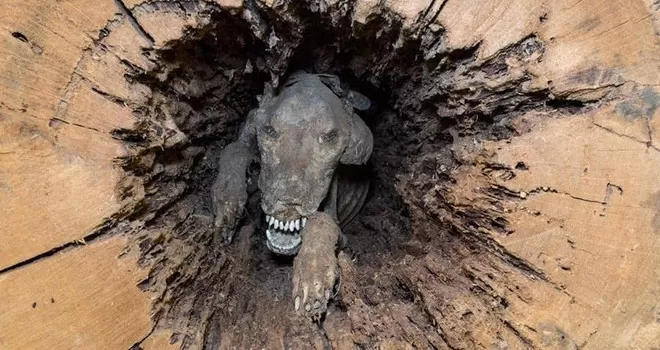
[0,0,658,349]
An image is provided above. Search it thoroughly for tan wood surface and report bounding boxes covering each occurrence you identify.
[0,0,657,348]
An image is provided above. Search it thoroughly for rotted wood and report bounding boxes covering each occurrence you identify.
[0,0,657,349]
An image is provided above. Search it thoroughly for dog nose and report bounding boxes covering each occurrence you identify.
[275,205,302,220]
[265,201,301,219]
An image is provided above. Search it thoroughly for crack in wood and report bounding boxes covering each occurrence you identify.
[50,117,102,133]
[646,115,655,149]
[423,0,448,31]
[0,220,124,277]
[128,321,158,350]
[113,0,155,46]
[593,120,660,152]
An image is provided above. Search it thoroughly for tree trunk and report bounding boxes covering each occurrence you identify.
[0,0,658,349]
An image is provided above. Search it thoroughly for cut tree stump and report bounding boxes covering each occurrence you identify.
[0,0,658,349]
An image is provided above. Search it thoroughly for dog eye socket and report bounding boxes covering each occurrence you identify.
[262,125,278,138]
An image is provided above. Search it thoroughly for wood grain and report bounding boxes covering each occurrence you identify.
[0,236,152,349]
[0,0,657,348]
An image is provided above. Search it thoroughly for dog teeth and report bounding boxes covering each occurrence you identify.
[265,216,308,254]
[265,216,310,232]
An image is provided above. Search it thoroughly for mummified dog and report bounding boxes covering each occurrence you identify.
[212,72,372,319]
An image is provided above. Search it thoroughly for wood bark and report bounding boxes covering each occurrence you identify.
[0,0,658,349]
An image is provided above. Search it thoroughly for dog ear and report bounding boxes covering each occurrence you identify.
[340,113,373,165]
[256,82,275,104]
[318,74,371,111]
[346,90,371,111]
[317,74,344,96]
